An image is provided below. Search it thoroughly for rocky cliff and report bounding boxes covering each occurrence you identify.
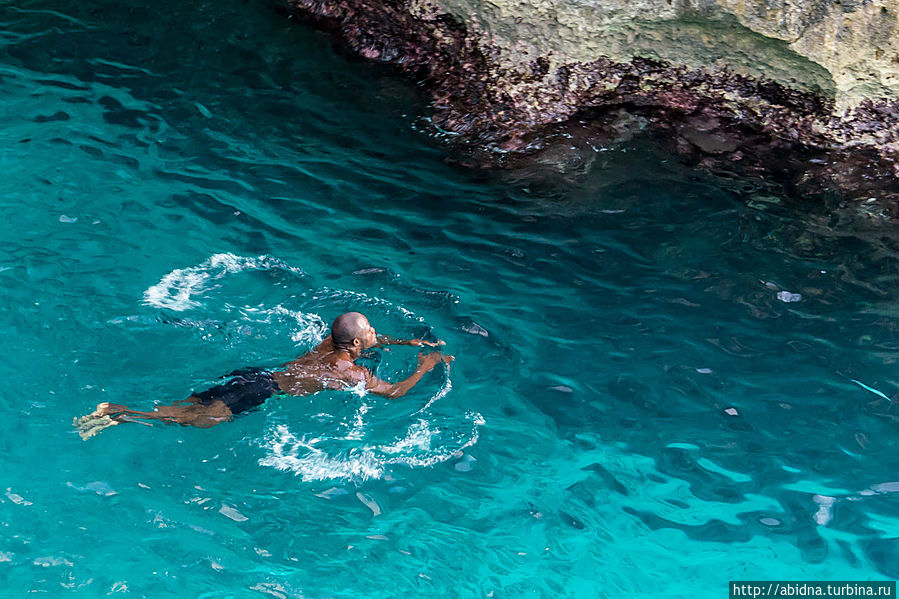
[285,0,899,204]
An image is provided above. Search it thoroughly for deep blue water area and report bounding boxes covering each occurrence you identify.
[3,0,899,596]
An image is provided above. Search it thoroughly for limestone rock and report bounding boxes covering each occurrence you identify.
[286,0,899,201]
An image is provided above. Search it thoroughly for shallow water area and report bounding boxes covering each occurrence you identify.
[3,0,899,596]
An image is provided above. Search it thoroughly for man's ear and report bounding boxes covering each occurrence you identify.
[353,338,361,348]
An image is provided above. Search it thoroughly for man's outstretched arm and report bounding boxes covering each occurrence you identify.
[365,351,453,398]
[376,334,445,348]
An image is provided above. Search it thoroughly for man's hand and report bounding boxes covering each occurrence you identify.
[417,351,454,370]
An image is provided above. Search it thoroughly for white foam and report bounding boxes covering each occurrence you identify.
[259,411,485,482]
[259,425,386,481]
[343,402,371,440]
[347,380,369,398]
[143,253,304,311]
[413,372,452,414]
[143,268,207,311]
[379,419,434,454]
[242,304,327,346]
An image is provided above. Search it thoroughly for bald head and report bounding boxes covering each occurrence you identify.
[331,312,374,349]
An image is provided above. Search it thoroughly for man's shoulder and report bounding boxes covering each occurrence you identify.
[316,362,368,390]
[340,362,371,381]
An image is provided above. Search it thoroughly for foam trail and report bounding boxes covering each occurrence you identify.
[143,253,305,311]
[259,411,484,482]
[379,419,434,454]
[259,425,386,481]
[413,371,452,414]
[242,304,327,346]
[343,402,371,441]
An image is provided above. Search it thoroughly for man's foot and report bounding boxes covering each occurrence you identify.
[73,402,124,440]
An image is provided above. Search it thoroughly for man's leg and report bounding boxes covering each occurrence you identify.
[74,398,234,440]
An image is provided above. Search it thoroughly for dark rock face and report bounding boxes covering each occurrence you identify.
[284,0,899,207]
[285,0,494,137]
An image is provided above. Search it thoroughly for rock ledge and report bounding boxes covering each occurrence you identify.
[286,0,899,203]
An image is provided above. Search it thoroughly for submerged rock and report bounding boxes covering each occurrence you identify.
[284,0,899,205]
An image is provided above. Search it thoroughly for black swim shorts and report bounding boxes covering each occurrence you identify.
[193,367,282,415]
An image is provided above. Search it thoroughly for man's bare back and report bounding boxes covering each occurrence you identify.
[74,312,452,440]
[274,334,446,395]
[274,336,371,395]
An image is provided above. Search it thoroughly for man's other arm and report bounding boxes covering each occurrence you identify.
[364,352,453,398]
[376,334,445,348]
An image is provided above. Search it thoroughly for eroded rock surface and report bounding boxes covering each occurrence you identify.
[284,0,899,204]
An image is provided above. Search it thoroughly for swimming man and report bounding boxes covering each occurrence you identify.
[74,312,453,440]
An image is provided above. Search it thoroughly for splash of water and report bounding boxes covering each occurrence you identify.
[241,304,328,346]
[259,411,484,482]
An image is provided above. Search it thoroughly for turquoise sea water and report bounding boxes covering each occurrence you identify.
[3,0,899,596]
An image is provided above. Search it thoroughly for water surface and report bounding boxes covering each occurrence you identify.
[3,0,899,596]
